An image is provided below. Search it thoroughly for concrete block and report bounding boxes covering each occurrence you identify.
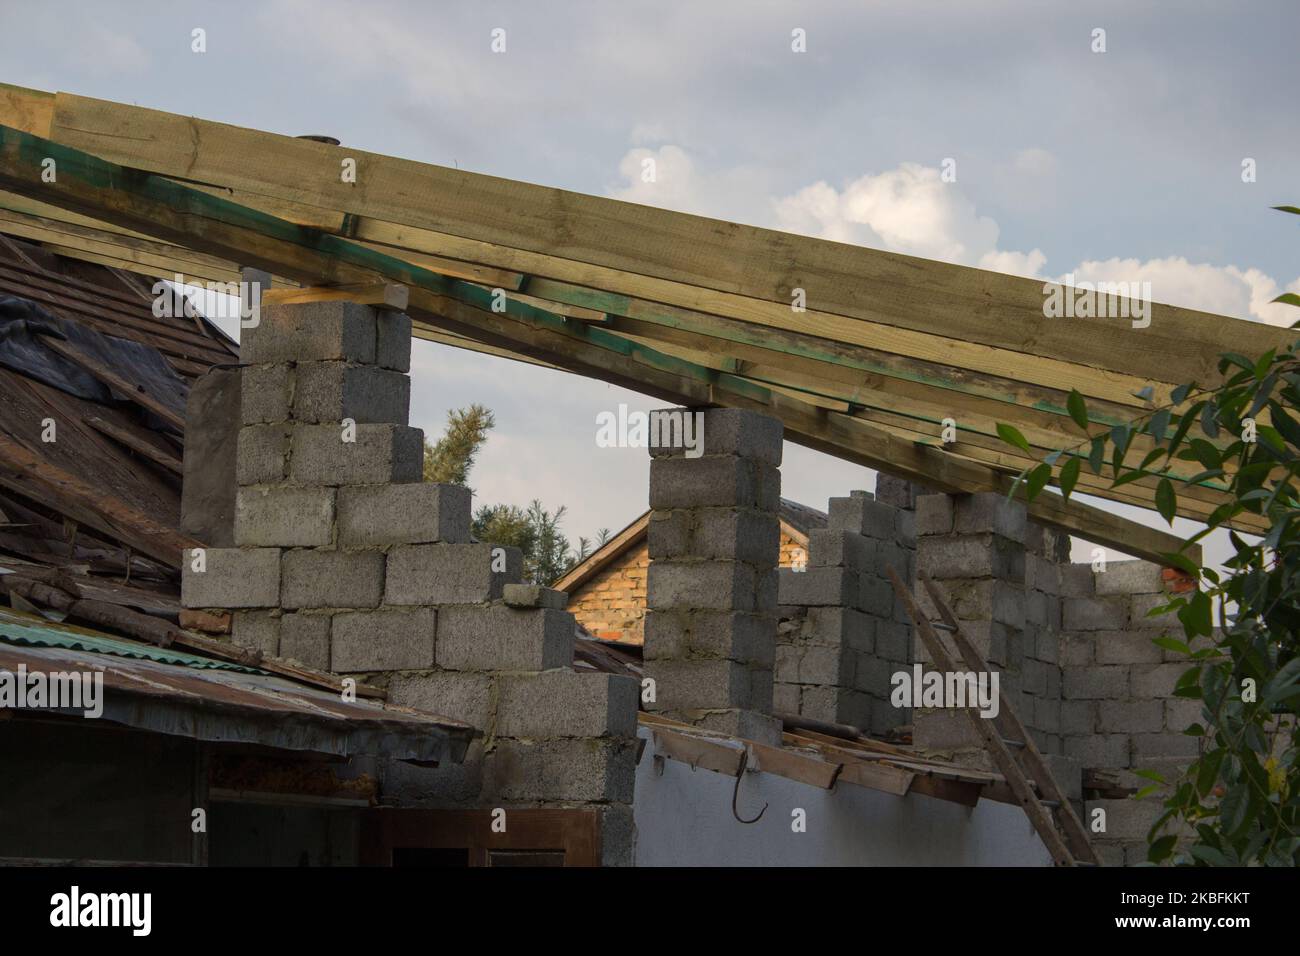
[1131,591,1179,627]
[388,670,493,728]
[778,566,858,607]
[281,549,385,609]
[648,560,761,612]
[1034,696,1062,734]
[279,612,331,670]
[1061,700,1095,734]
[335,482,471,547]
[497,670,639,738]
[1025,553,1062,594]
[694,708,783,745]
[1097,700,1164,734]
[1058,564,1095,597]
[331,607,437,672]
[827,495,896,539]
[436,605,574,671]
[894,507,916,545]
[240,364,291,424]
[386,543,521,605]
[1034,623,1060,663]
[789,644,851,685]
[647,508,779,565]
[234,485,336,547]
[643,609,774,666]
[1130,662,1192,698]
[376,311,412,372]
[875,474,922,509]
[1094,630,1165,664]
[1060,633,1095,665]
[1062,596,1128,631]
[874,620,911,663]
[598,803,638,868]
[242,300,377,364]
[773,681,801,714]
[804,606,875,652]
[915,494,953,535]
[1164,698,1204,732]
[644,658,764,711]
[855,573,895,615]
[289,423,424,485]
[235,424,291,485]
[1132,732,1201,761]
[1086,798,1165,842]
[182,547,280,608]
[648,456,779,511]
[916,533,1023,581]
[1064,734,1130,768]
[646,407,783,465]
[952,492,1026,542]
[806,529,876,572]
[502,583,568,609]
[292,362,410,424]
[231,610,279,655]
[484,738,637,803]
[1063,665,1129,699]
[1095,560,1164,595]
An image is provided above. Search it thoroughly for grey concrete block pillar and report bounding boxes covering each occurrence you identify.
[913,491,1029,763]
[643,407,784,745]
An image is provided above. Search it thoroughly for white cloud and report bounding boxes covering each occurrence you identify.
[613,143,1297,324]
[1063,257,1300,326]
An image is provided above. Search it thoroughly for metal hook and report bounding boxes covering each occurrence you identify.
[731,748,768,825]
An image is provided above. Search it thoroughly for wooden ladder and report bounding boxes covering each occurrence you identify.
[886,567,1100,867]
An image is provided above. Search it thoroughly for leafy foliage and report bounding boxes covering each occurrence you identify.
[423,405,595,585]
[998,206,1300,866]
[422,404,496,487]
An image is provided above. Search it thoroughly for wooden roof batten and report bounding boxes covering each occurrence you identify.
[1,85,1281,565]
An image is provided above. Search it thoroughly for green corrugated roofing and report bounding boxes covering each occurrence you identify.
[0,606,265,673]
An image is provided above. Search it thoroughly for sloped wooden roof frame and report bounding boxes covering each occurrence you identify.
[1,84,1280,564]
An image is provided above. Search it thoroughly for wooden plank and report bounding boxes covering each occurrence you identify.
[262,282,408,311]
[0,432,195,567]
[85,416,183,475]
[26,87,1287,388]
[0,126,1225,554]
[37,334,184,430]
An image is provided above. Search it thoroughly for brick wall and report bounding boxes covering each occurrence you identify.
[569,527,810,644]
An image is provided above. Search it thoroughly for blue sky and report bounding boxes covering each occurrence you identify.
[3,0,1297,557]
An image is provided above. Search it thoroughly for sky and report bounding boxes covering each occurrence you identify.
[2,0,1297,561]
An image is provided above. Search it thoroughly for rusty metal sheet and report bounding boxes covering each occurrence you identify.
[0,640,472,764]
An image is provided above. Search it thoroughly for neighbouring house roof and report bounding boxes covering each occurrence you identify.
[0,607,472,763]
[554,498,826,596]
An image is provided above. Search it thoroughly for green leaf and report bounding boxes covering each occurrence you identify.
[1088,436,1106,474]
[1153,635,1191,655]
[996,422,1031,455]
[1155,477,1177,525]
[1059,456,1080,500]
[1187,438,1222,471]
[1273,205,1300,215]
[1218,785,1251,837]
[1025,463,1052,500]
[1067,390,1089,430]
[1273,292,1300,308]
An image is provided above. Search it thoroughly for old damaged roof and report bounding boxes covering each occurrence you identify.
[0,606,473,763]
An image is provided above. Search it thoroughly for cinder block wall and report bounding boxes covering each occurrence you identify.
[774,488,915,735]
[1060,560,1204,865]
[181,299,639,865]
[643,407,784,746]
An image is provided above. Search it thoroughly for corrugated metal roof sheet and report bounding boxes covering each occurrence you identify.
[0,605,260,672]
[0,637,473,763]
